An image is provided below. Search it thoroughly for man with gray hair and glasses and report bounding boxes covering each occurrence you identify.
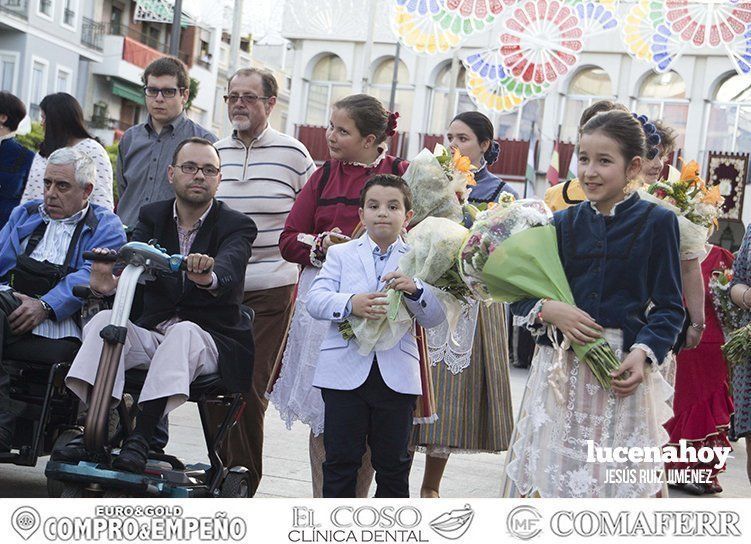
[0,147,126,452]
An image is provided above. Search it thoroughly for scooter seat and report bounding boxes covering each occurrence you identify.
[124,369,228,400]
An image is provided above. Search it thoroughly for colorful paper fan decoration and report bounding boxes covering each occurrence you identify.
[395,0,444,16]
[571,1,620,37]
[499,0,584,86]
[465,68,527,112]
[622,0,664,61]
[445,0,514,19]
[727,25,751,75]
[434,0,513,35]
[391,4,463,54]
[463,48,550,98]
[651,23,687,73]
[665,1,751,48]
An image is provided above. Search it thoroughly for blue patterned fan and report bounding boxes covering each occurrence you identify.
[728,26,751,75]
[651,23,685,73]
[574,1,619,37]
[396,0,444,16]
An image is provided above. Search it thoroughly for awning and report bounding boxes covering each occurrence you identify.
[111,80,145,106]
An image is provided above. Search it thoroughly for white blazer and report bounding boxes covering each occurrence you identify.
[306,236,446,395]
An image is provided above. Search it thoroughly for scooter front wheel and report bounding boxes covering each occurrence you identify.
[218,471,250,498]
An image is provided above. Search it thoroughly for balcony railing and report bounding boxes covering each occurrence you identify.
[0,0,28,20]
[81,17,104,50]
[105,23,191,65]
[63,7,75,26]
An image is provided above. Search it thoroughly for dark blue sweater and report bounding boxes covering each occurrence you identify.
[0,137,34,229]
[511,193,685,364]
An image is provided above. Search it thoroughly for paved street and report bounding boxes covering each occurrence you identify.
[1,366,748,498]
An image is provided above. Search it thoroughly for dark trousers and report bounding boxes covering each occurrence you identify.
[0,290,80,433]
[321,360,416,498]
[205,284,295,497]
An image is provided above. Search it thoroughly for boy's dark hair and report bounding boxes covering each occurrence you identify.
[360,174,413,211]
[0,91,26,132]
[580,110,646,163]
[579,99,629,128]
[142,56,190,90]
[172,137,221,165]
[228,67,279,98]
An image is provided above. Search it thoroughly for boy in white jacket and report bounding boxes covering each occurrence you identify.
[307,174,446,498]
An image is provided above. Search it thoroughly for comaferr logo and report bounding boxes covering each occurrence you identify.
[428,504,475,540]
[507,505,543,541]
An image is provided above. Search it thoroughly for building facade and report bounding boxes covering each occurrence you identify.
[1,0,104,123]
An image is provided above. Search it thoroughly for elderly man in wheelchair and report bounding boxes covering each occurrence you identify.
[54,137,257,475]
[0,147,126,457]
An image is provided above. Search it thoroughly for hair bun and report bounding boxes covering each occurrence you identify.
[484,140,500,165]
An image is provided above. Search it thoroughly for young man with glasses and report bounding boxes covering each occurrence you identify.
[208,68,314,497]
[115,56,217,229]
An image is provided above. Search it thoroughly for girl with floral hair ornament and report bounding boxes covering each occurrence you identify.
[268,94,407,497]
[414,111,516,498]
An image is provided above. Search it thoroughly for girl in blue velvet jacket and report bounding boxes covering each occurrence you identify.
[502,110,685,498]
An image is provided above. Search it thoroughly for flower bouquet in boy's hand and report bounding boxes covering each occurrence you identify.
[458,200,621,391]
[340,217,470,355]
[639,160,722,260]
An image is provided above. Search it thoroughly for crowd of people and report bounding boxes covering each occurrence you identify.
[0,52,748,498]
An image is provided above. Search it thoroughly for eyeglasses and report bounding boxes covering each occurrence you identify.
[143,86,184,98]
[224,94,271,105]
[175,163,220,177]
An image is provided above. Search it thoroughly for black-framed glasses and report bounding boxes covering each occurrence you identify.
[223,94,271,105]
[175,163,220,177]
[144,86,184,98]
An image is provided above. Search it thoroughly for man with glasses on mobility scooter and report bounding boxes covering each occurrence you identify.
[0,147,126,453]
[55,137,257,474]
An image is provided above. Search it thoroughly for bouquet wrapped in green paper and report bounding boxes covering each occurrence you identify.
[459,200,621,389]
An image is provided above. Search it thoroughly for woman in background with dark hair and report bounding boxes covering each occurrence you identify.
[21,93,114,210]
[0,91,35,228]
[413,111,515,497]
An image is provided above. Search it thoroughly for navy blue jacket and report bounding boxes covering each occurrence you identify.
[511,193,685,364]
[0,137,34,229]
[468,165,519,203]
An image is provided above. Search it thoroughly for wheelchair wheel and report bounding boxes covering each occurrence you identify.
[47,428,83,498]
[60,484,84,498]
[218,471,250,498]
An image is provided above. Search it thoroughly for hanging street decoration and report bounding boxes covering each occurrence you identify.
[392,3,464,54]
[498,0,584,86]
[388,0,751,113]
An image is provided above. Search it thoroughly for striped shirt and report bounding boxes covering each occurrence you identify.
[0,204,89,340]
[215,126,315,291]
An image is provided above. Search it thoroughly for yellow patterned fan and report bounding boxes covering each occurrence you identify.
[622,0,660,61]
[391,5,463,54]
[465,68,526,113]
